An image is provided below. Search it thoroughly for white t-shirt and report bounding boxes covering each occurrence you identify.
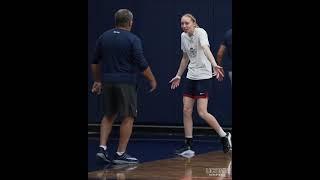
[181,28,213,80]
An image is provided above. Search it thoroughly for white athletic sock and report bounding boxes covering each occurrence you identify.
[217,127,227,137]
[99,145,107,150]
[117,152,124,156]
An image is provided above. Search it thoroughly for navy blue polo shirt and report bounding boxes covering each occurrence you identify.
[92,28,149,84]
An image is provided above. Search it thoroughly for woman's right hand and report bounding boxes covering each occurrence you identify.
[169,76,181,90]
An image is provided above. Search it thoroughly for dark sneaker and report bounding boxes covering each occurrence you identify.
[175,144,195,156]
[96,147,111,163]
[221,132,232,153]
[112,152,139,164]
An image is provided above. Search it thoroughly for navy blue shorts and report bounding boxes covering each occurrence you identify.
[183,78,212,99]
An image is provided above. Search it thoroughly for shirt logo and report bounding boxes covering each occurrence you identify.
[189,47,197,58]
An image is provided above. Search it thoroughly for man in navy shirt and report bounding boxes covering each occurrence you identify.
[91,9,157,164]
[217,28,232,85]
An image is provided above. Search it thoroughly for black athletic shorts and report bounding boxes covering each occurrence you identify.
[183,78,212,99]
[102,83,137,118]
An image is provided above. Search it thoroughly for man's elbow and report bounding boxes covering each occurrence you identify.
[140,64,149,73]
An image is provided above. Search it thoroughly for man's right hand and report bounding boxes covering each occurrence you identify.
[149,80,157,92]
[142,66,157,93]
[92,81,102,95]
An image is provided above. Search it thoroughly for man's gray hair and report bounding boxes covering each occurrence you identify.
[115,9,133,27]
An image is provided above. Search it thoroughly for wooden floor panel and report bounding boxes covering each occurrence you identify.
[88,151,232,179]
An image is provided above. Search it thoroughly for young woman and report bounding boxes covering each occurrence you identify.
[169,14,232,155]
